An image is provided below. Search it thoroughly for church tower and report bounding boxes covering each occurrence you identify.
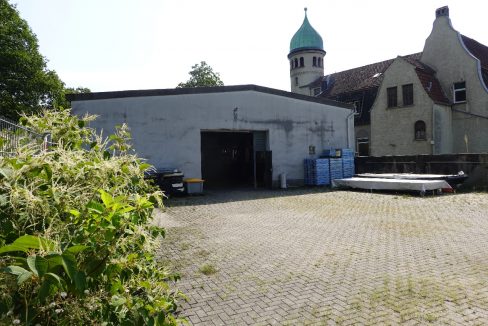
[288,8,325,96]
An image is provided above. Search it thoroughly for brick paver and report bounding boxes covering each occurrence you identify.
[154,189,488,325]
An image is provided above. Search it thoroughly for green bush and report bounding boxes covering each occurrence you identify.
[0,109,185,325]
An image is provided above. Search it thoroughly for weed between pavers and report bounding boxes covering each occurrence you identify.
[348,275,470,323]
[180,242,191,250]
[199,263,217,275]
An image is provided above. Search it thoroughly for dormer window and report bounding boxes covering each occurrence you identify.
[453,81,466,103]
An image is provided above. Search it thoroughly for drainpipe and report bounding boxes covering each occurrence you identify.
[431,106,435,155]
[345,107,356,149]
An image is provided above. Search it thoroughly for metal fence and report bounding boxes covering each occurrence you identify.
[0,117,48,156]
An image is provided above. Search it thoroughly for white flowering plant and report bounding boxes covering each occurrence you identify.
[0,110,185,325]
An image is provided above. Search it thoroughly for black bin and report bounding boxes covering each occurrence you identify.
[145,167,185,197]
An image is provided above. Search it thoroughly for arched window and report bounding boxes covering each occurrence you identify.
[295,77,299,86]
[414,120,426,140]
[290,60,293,69]
[294,58,298,69]
[300,57,304,67]
[313,57,317,67]
[318,58,322,67]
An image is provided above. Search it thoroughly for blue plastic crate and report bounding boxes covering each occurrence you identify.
[329,158,342,165]
[341,149,354,157]
[304,158,332,185]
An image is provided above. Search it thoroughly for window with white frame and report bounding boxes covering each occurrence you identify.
[356,137,369,156]
[453,81,466,103]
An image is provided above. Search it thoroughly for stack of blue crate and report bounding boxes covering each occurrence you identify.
[341,148,355,178]
[304,158,330,186]
[329,158,343,180]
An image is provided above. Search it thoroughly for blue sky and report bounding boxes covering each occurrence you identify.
[11,0,488,92]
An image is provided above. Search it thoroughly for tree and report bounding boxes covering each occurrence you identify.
[0,0,65,120]
[64,86,91,95]
[56,86,92,109]
[177,61,224,88]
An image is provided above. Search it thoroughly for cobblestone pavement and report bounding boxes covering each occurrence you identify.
[154,189,488,325]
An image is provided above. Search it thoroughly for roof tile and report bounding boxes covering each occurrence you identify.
[461,35,488,87]
[414,66,450,105]
[320,53,422,96]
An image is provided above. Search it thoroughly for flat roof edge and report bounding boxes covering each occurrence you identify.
[66,84,353,110]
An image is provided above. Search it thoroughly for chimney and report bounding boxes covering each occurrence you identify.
[435,6,449,18]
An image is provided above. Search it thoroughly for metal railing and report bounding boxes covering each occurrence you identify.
[0,117,49,156]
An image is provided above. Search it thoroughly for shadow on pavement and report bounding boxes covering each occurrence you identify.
[164,186,334,207]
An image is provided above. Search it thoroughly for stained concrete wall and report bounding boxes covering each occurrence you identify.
[71,87,354,186]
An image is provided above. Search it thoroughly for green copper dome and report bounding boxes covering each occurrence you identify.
[289,8,324,54]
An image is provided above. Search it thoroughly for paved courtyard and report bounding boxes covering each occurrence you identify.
[154,189,488,325]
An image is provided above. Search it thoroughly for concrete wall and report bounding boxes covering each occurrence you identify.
[421,14,488,153]
[71,88,354,186]
[371,58,434,156]
[452,109,488,153]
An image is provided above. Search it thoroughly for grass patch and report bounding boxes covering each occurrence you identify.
[353,275,469,323]
[199,263,217,275]
[196,249,210,258]
[180,242,191,250]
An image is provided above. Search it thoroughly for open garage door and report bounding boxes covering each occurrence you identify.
[201,131,254,188]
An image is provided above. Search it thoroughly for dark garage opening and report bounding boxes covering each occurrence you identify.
[201,131,254,188]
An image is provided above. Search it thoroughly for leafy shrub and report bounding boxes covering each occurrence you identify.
[0,109,185,325]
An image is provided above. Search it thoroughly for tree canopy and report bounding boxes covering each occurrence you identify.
[56,86,92,109]
[177,61,224,88]
[0,0,65,120]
